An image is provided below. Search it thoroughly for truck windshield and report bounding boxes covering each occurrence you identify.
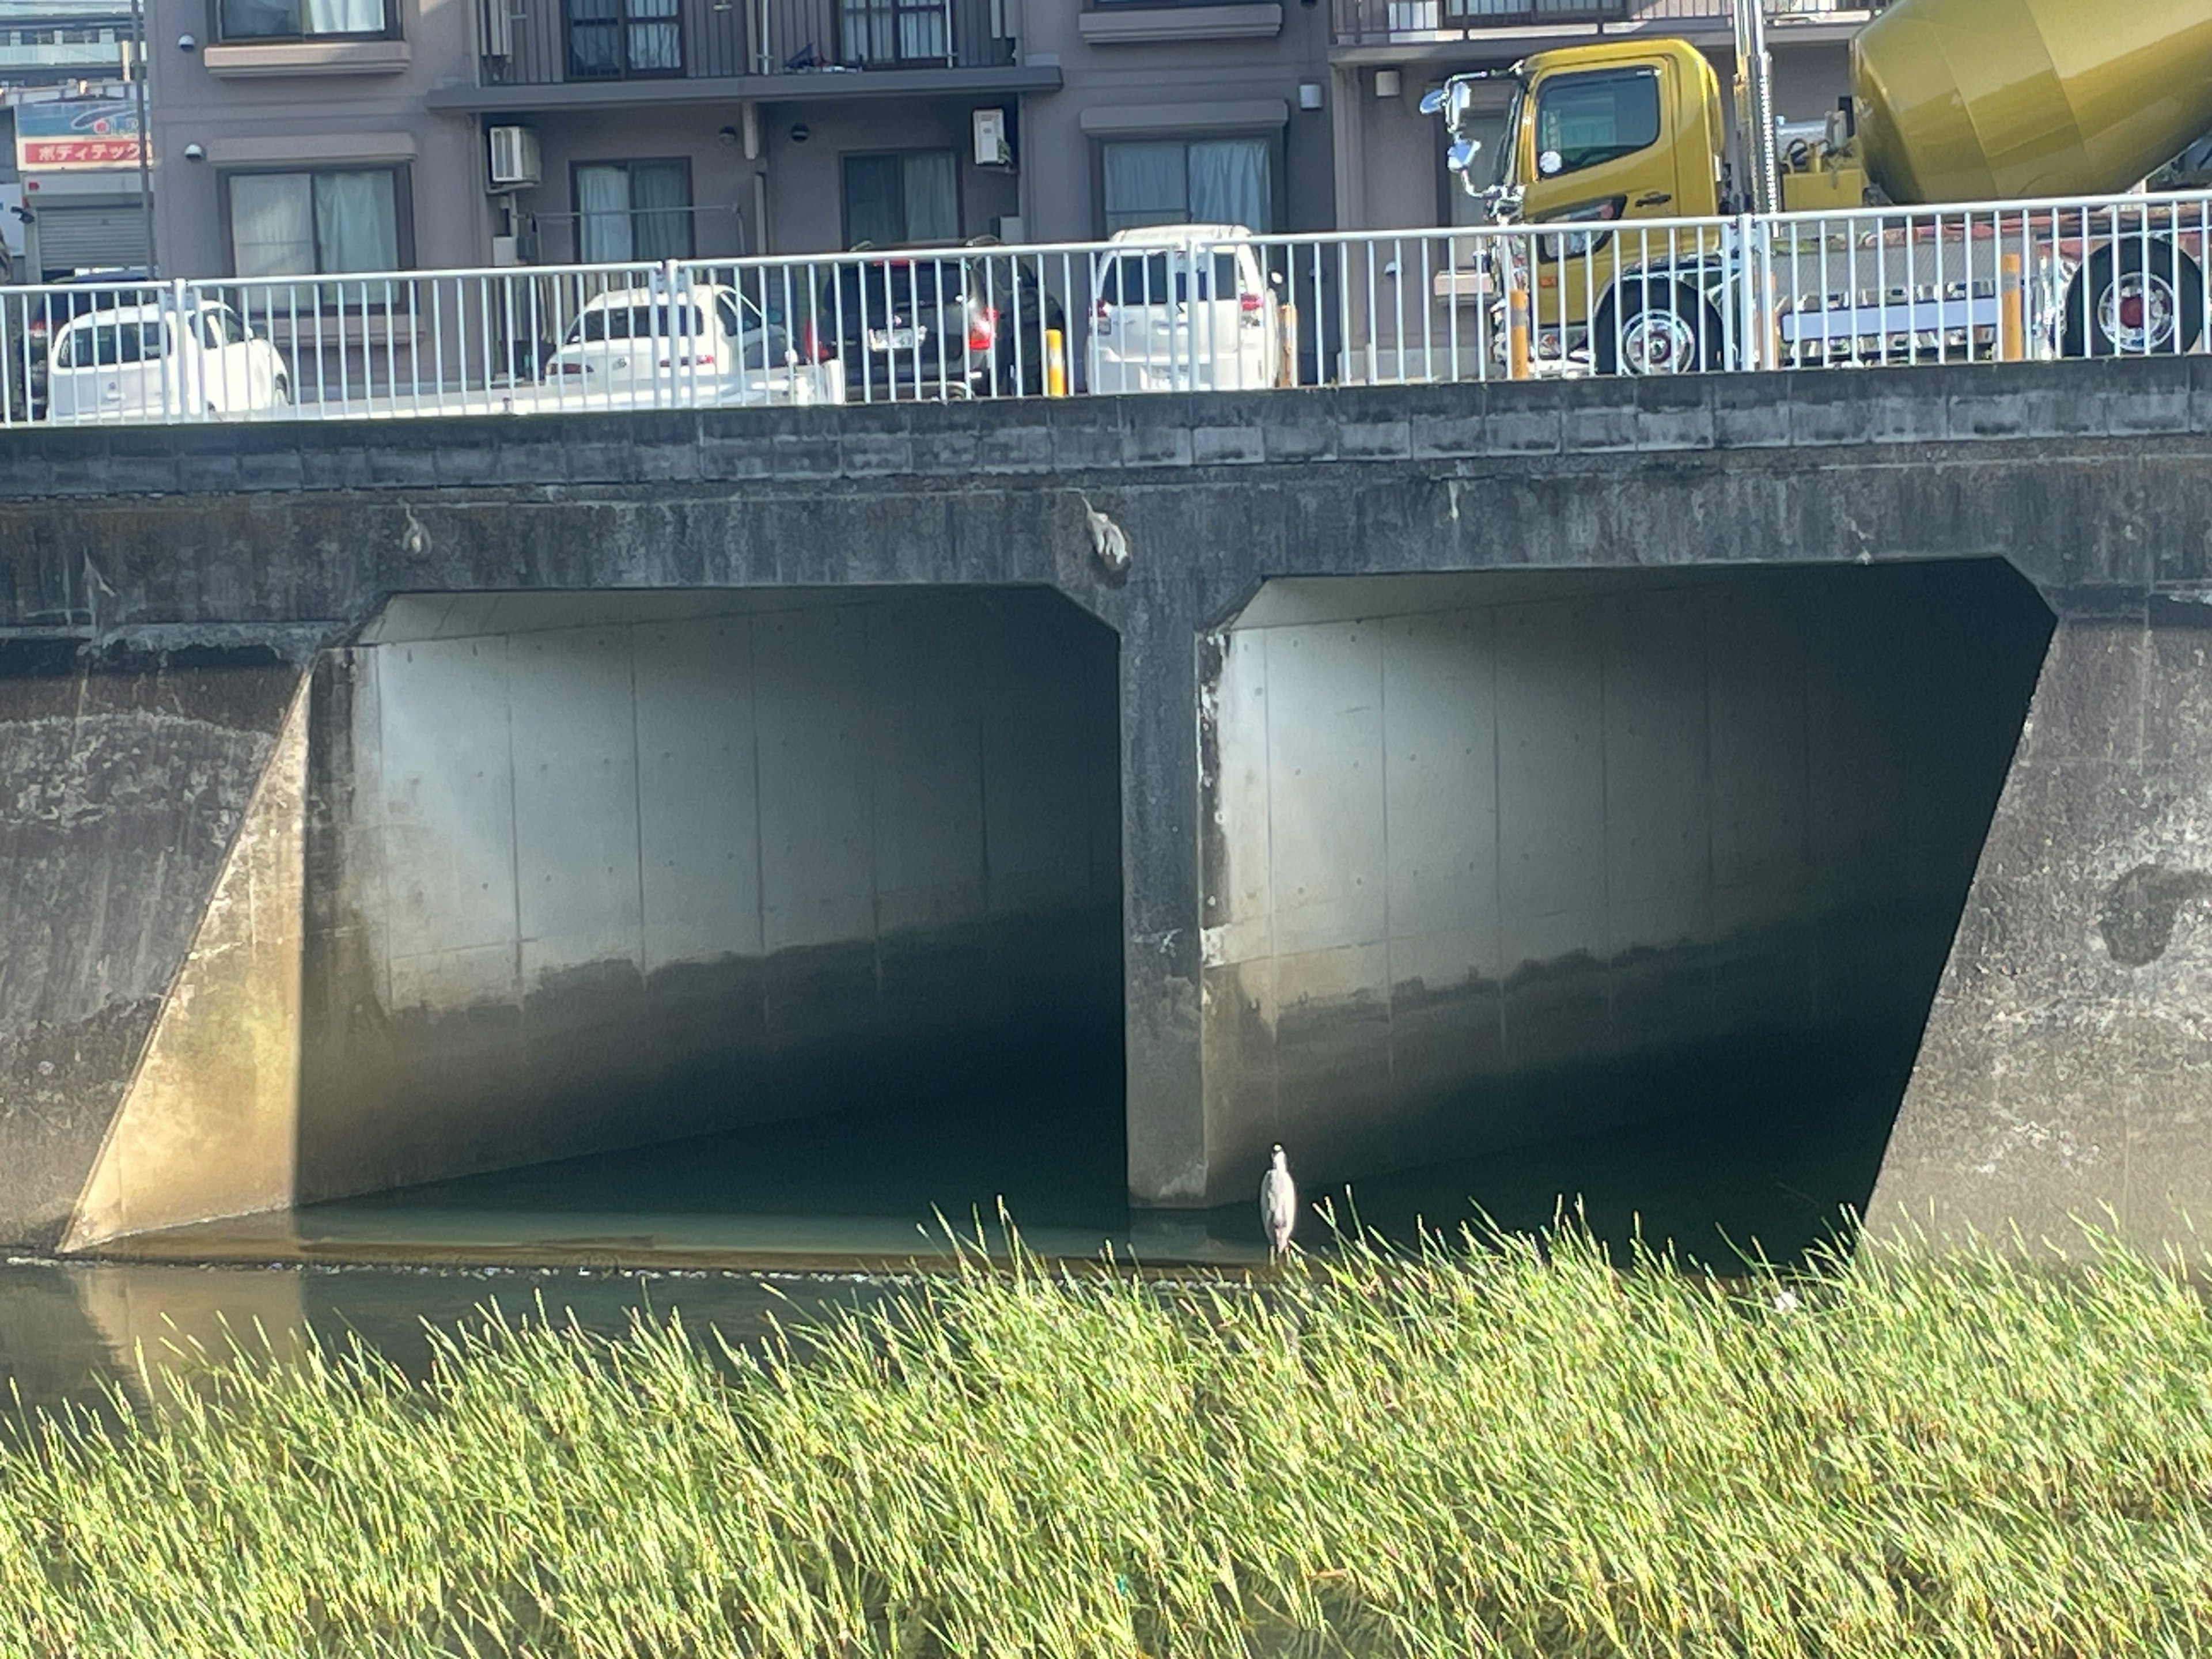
[1494,82,1525,191]
[1533,67,1660,175]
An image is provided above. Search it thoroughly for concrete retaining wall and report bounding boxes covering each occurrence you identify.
[0,647,301,1248]
[1200,565,2051,1199]
[296,588,1122,1203]
[1874,606,2212,1248]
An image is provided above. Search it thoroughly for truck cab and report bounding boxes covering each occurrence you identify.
[1509,40,1722,233]
[1429,39,1725,365]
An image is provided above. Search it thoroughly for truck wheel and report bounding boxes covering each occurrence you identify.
[2063,242,2205,358]
[1596,281,1726,375]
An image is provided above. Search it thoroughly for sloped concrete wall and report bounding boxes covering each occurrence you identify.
[1200,565,2050,1200]
[0,647,302,1249]
[1872,608,2212,1249]
[298,588,1122,1203]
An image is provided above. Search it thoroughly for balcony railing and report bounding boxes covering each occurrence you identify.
[479,0,1013,88]
[1332,0,1878,47]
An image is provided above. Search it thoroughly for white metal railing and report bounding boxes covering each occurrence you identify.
[6,189,2211,429]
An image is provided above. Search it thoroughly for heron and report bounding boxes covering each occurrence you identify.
[1259,1144,1297,1260]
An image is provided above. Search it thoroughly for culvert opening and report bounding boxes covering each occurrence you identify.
[1202,560,2053,1265]
[273,586,1126,1262]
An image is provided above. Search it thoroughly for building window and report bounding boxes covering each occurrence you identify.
[566,0,681,78]
[840,0,945,64]
[228,168,406,275]
[840,150,957,247]
[1101,137,1273,234]
[1532,67,1660,176]
[215,0,390,43]
[574,159,693,262]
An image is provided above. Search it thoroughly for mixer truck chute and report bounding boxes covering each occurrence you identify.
[1422,0,2212,370]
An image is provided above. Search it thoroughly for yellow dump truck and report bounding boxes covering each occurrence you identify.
[1423,0,2212,370]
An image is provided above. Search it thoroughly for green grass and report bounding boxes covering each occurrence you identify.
[6,1218,2212,1656]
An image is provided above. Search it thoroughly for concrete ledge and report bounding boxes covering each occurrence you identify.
[202,39,411,75]
[1078,3,1283,43]
[6,358,2207,510]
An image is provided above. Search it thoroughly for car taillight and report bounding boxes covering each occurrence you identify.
[1092,297,1112,334]
[967,305,998,353]
[1240,292,1263,313]
[800,318,828,362]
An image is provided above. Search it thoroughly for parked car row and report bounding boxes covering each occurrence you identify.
[536,226,1285,407]
[0,224,1289,422]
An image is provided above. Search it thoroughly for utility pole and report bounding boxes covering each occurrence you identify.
[126,0,156,274]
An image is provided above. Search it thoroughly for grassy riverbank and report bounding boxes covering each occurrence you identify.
[5,1222,2212,1657]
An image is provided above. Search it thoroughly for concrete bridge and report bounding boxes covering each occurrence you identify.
[2,361,2208,1255]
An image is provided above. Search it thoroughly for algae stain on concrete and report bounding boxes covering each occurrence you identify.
[62,679,310,1249]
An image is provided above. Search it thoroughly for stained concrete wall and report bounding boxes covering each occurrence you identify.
[1873,607,2212,1249]
[0,646,301,1248]
[297,586,1120,1202]
[1200,565,2050,1200]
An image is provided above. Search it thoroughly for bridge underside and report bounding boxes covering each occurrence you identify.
[1196,564,2052,1209]
[4,365,2212,1254]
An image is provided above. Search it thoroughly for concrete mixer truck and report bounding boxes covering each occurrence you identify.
[1420,0,2212,372]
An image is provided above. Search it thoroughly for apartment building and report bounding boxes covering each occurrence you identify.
[141,0,1860,282]
[142,0,1334,278]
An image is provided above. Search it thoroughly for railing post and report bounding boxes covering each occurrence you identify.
[1732,213,1763,372]
[172,275,192,422]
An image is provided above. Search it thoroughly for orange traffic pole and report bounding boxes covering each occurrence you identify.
[1507,284,1531,380]
[1998,251,2025,362]
[1044,328,1067,397]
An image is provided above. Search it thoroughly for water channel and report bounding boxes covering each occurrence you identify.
[0,1063,1904,1420]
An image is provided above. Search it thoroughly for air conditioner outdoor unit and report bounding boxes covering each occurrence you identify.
[973,107,1010,169]
[488,124,540,190]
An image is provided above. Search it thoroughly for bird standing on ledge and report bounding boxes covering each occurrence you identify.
[1260,1144,1297,1260]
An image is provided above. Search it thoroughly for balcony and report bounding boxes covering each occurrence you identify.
[444,0,1054,107]
[1331,0,1880,50]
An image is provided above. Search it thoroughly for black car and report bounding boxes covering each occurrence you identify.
[810,244,1069,401]
[3,268,157,421]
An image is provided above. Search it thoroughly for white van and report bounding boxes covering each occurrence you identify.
[1087,225,1283,394]
[46,298,291,422]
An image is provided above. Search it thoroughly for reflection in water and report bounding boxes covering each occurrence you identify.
[1,1067,1904,1416]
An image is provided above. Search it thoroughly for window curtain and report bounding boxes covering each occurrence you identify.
[840,0,892,62]
[302,0,382,33]
[628,161,692,259]
[900,152,957,242]
[1187,139,1269,233]
[895,0,945,61]
[230,173,316,276]
[625,0,680,72]
[1101,141,1187,234]
[218,0,298,39]
[575,163,633,262]
[313,170,399,272]
[567,0,621,77]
